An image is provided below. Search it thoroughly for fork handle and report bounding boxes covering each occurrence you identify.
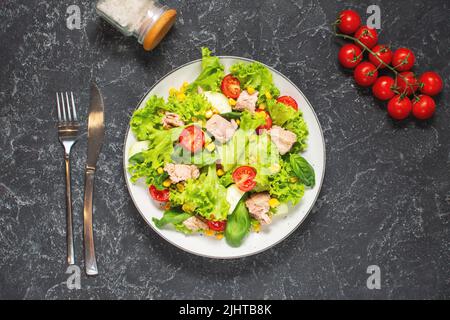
[83,168,98,276]
[64,154,75,265]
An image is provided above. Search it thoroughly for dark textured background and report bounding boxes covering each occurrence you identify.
[1,0,449,299]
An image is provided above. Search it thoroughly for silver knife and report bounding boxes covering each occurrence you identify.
[83,82,105,276]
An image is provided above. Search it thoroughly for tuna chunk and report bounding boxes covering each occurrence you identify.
[162,112,184,129]
[234,90,258,113]
[269,125,297,155]
[183,216,208,232]
[206,114,238,144]
[164,163,200,183]
[245,192,272,225]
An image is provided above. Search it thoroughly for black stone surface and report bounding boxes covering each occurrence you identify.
[1,0,449,299]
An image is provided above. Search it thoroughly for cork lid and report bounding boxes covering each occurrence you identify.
[143,9,177,51]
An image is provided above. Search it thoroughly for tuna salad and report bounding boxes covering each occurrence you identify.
[127,48,315,247]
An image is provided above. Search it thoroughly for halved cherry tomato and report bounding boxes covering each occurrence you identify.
[276,96,298,111]
[232,166,257,192]
[149,185,170,202]
[207,220,226,231]
[221,74,241,99]
[256,110,272,134]
[179,125,205,153]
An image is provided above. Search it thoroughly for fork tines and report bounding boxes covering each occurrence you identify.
[56,92,78,123]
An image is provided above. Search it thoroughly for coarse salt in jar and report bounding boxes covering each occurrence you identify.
[96,0,176,51]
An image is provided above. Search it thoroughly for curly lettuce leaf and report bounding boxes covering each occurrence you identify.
[166,93,211,122]
[186,47,224,93]
[267,100,308,153]
[128,128,176,185]
[170,165,230,221]
[130,96,166,140]
[269,159,305,205]
[239,110,266,131]
[230,62,280,103]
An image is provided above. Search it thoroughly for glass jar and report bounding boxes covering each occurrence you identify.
[96,0,176,51]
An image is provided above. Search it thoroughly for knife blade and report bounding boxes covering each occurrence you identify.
[83,82,105,276]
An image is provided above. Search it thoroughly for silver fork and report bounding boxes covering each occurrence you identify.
[56,92,80,265]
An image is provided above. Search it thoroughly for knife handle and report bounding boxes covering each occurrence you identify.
[83,168,98,276]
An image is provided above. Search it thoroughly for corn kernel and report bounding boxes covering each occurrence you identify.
[215,233,224,240]
[217,168,225,177]
[176,183,185,192]
[258,104,266,110]
[269,198,280,208]
[157,167,164,174]
[228,98,237,106]
[205,143,216,152]
[205,110,213,119]
[191,117,198,122]
[182,203,194,213]
[247,86,255,95]
[212,108,219,114]
[205,229,214,236]
[169,87,177,96]
[164,202,171,210]
[162,179,172,188]
[182,81,189,90]
[265,92,272,100]
[235,119,240,125]
[290,177,298,183]
[253,222,261,233]
[177,93,186,101]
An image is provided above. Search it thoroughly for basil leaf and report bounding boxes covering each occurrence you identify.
[225,198,251,247]
[289,154,315,187]
[221,112,242,120]
[152,209,192,229]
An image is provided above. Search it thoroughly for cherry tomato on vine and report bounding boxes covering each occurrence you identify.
[179,125,205,153]
[387,95,412,120]
[221,74,241,99]
[354,26,378,49]
[232,166,257,192]
[392,48,415,72]
[372,76,396,100]
[368,45,393,69]
[338,44,363,69]
[412,95,436,120]
[396,72,419,96]
[354,62,378,87]
[149,185,170,202]
[207,220,226,232]
[337,10,361,35]
[256,110,272,134]
[418,72,443,96]
[276,96,298,111]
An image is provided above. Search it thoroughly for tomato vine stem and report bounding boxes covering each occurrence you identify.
[334,28,419,99]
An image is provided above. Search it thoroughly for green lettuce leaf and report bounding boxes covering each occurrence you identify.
[230,62,280,103]
[239,110,266,131]
[170,165,230,221]
[127,128,176,185]
[267,100,309,153]
[130,96,166,140]
[186,47,224,93]
[269,159,305,205]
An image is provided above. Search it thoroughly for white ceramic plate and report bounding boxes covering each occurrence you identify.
[123,57,325,259]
